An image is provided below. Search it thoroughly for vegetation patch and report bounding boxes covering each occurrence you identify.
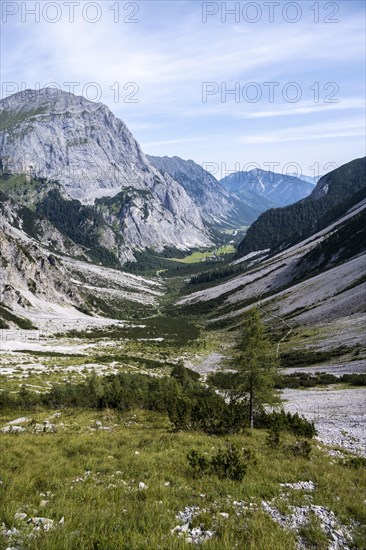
[0,303,35,329]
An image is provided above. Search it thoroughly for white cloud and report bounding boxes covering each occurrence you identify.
[238,119,365,144]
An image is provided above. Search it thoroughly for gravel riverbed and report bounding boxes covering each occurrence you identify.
[282,387,366,456]
[192,354,366,456]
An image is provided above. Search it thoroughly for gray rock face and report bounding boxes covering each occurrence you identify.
[147,155,264,227]
[221,168,315,207]
[0,195,86,314]
[0,88,212,252]
[0,192,165,322]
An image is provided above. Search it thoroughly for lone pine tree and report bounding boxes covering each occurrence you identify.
[229,307,280,429]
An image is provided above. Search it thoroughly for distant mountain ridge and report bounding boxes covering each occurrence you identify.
[147,155,270,227]
[290,173,320,185]
[220,168,315,207]
[237,157,366,257]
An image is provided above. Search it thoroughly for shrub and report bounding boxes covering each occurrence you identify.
[258,410,317,439]
[266,421,281,449]
[343,456,366,469]
[187,442,256,481]
[168,397,192,431]
[211,443,248,481]
[186,449,210,478]
[288,439,312,459]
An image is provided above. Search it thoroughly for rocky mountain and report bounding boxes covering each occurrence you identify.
[0,191,84,323]
[220,168,315,207]
[147,155,269,227]
[0,190,164,328]
[237,157,366,257]
[0,88,213,255]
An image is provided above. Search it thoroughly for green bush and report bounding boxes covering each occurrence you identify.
[187,442,255,481]
[186,449,210,477]
[343,456,366,469]
[168,397,193,431]
[288,439,312,459]
[258,410,317,439]
[266,422,281,449]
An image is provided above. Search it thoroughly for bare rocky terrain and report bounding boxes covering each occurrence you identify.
[190,353,366,456]
[282,387,366,456]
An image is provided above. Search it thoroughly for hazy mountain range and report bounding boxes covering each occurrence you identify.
[220,168,316,208]
[147,155,265,227]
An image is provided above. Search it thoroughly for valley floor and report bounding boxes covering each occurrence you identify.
[1,327,365,458]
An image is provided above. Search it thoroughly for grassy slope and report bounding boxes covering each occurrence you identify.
[1,409,365,550]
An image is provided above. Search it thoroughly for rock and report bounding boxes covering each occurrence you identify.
[218,512,229,519]
[172,506,215,544]
[59,517,65,525]
[0,88,212,259]
[280,481,316,491]
[39,500,49,508]
[147,155,258,227]
[261,500,352,549]
[1,426,26,434]
[28,517,54,531]
[32,421,56,433]
[48,254,57,266]
[138,482,148,490]
[14,512,27,521]
[7,417,31,425]
[163,481,171,487]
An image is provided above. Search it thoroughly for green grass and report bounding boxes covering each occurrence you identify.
[220,226,249,236]
[0,408,364,549]
[166,246,236,264]
[0,107,48,133]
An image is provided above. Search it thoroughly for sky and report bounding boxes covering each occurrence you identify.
[1,0,365,179]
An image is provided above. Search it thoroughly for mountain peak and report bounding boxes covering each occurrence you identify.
[1,87,96,110]
[0,88,213,253]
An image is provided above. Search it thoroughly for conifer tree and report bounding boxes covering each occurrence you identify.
[229,307,280,428]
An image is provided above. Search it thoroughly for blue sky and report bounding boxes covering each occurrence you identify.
[1,0,365,179]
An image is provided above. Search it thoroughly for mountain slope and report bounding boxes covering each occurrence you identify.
[237,157,366,257]
[291,173,320,185]
[221,168,315,207]
[176,196,366,356]
[0,191,163,327]
[147,155,269,227]
[0,88,212,254]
